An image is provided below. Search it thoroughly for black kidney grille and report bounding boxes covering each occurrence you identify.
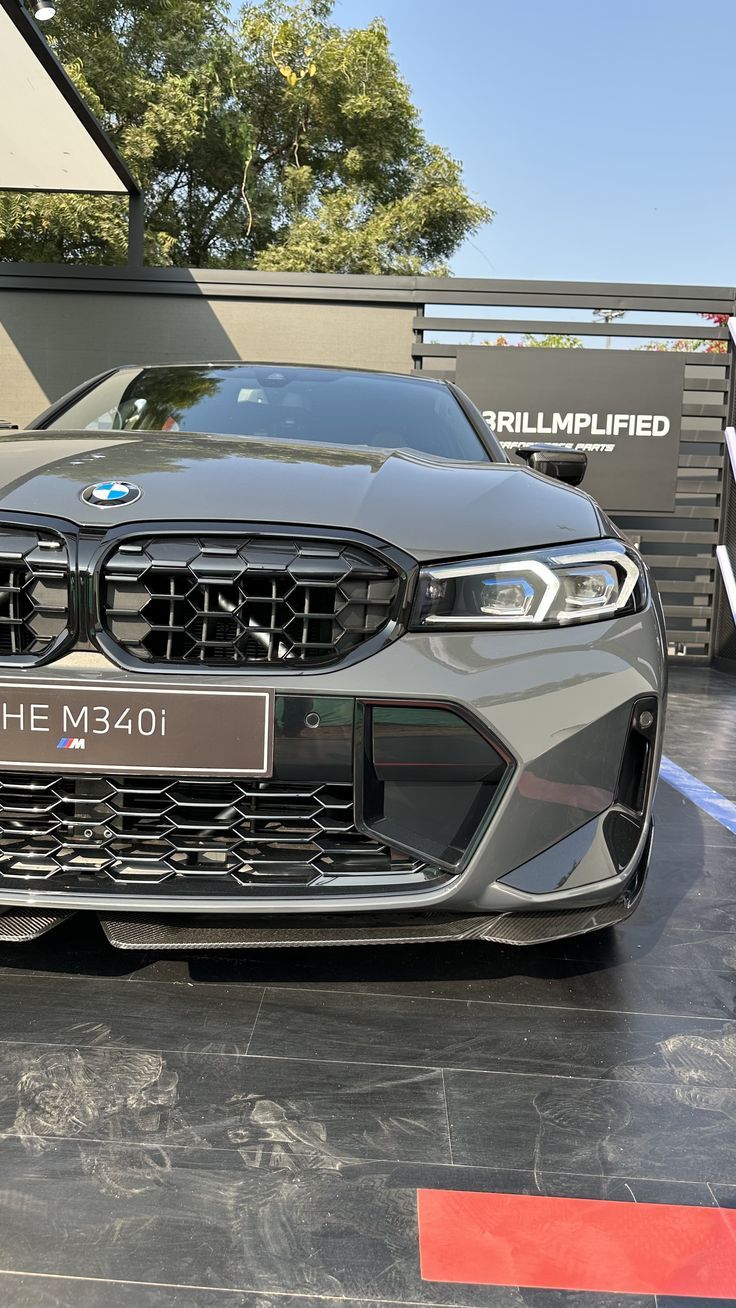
[0,529,69,657]
[101,535,402,666]
[0,773,424,890]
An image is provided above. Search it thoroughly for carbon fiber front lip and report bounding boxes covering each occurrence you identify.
[0,828,648,950]
[0,908,72,942]
[98,834,649,947]
[97,889,641,949]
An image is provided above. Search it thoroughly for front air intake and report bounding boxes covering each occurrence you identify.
[98,533,405,668]
[616,696,658,813]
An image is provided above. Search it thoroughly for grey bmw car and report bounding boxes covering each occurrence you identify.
[0,363,665,950]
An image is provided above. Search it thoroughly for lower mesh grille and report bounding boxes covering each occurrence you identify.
[0,772,430,893]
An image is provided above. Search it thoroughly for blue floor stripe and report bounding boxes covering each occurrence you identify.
[660,755,736,836]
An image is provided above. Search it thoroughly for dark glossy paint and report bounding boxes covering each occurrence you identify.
[0,429,602,560]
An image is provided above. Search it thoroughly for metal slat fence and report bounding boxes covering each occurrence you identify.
[412,285,734,662]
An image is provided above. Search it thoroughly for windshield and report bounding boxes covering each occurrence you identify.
[46,364,491,463]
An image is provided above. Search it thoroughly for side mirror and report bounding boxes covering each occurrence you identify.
[516,444,587,487]
[0,421,18,431]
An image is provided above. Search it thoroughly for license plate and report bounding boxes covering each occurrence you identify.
[0,682,273,776]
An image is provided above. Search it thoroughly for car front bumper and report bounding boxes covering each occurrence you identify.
[0,597,666,943]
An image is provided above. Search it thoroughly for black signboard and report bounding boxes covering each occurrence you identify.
[455,346,685,513]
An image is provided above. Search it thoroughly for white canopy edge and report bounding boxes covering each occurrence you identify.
[0,2,134,194]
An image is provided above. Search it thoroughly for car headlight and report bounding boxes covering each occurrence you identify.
[411,540,647,629]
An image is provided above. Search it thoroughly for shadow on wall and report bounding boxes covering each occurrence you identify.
[0,265,416,427]
[1,272,237,427]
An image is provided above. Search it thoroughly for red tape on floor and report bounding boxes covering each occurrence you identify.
[417,1188,736,1299]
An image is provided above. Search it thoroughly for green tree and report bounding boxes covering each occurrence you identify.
[0,0,491,271]
[484,333,584,347]
[639,314,728,355]
[520,333,584,348]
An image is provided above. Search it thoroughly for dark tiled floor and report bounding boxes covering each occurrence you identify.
[663,666,736,802]
[0,667,734,1306]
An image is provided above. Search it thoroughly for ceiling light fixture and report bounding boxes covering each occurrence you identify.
[33,1,57,20]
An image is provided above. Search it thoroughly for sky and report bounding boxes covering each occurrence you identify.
[334,0,734,287]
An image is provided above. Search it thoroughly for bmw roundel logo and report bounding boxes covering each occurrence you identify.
[82,480,142,507]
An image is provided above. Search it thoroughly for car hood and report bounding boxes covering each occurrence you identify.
[0,431,602,560]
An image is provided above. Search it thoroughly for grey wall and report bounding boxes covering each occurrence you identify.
[0,287,415,427]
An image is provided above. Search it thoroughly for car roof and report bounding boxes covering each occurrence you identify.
[111,361,447,386]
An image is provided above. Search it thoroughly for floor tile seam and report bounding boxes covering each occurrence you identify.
[263,982,736,1023]
[0,1038,731,1091]
[0,1151,723,1192]
[0,1036,444,1076]
[243,987,267,1057]
[0,1268,538,1308]
[0,1129,450,1167]
[0,967,266,991]
[2,963,735,1006]
[439,1068,453,1166]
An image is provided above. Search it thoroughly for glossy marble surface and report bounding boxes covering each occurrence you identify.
[0,666,734,1306]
